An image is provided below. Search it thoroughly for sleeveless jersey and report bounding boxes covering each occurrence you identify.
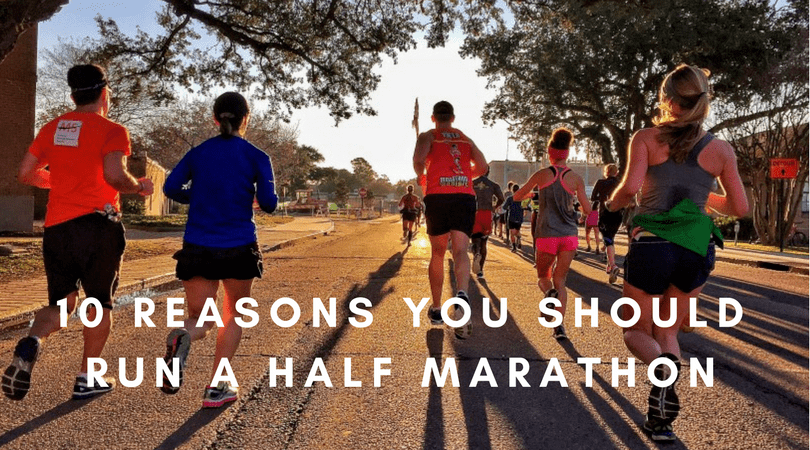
[534,165,578,238]
[424,128,475,196]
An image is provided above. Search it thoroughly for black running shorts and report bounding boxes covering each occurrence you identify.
[623,236,715,294]
[174,242,263,281]
[423,193,476,237]
[43,213,126,309]
[598,209,623,246]
[401,210,418,222]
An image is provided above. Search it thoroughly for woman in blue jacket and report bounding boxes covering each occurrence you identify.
[161,92,277,408]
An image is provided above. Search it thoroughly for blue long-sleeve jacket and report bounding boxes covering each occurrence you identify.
[164,135,278,248]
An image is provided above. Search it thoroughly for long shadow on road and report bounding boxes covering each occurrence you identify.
[419,270,654,449]
[567,257,809,431]
[0,396,102,447]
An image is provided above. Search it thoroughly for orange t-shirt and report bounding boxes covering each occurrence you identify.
[29,111,131,227]
[424,128,475,196]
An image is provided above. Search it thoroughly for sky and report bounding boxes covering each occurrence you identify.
[37,1,514,183]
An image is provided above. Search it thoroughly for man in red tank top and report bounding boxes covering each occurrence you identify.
[413,101,488,339]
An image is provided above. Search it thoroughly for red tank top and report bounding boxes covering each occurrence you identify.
[425,128,475,196]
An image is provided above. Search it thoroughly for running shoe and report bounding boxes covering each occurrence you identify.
[454,291,472,340]
[2,336,41,400]
[608,265,620,284]
[517,238,522,250]
[161,328,191,394]
[472,253,482,274]
[73,375,116,400]
[427,306,443,325]
[552,325,568,340]
[545,288,558,299]
[643,418,676,442]
[586,246,592,252]
[648,354,681,423]
[202,381,238,408]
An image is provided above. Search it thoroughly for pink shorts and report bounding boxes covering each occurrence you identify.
[535,236,579,255]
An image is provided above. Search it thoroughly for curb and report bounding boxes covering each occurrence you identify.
[0,220,334,333]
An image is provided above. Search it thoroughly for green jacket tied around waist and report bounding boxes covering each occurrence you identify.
[631,198,724,257]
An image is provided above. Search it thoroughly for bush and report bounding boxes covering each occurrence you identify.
[713,216,755,242]
[122,199,146,215]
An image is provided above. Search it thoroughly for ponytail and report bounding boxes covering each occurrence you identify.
[654,65,711,163]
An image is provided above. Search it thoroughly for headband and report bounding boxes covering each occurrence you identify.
[71,80,107,93]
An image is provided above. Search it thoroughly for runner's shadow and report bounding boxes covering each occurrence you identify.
[0,396,101,446]
[154,405,233,450]
[424,328,445,450]
[427,276,645,449]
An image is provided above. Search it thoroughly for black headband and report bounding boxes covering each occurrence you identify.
[71,80,108,93]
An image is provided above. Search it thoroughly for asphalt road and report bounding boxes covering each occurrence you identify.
[0,218,806,450]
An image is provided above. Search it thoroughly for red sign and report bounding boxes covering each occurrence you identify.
[359,188,367,198]
[770,158,799,179]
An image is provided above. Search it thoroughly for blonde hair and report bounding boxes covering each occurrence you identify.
[653,64,711,163]
[603,163,618,178]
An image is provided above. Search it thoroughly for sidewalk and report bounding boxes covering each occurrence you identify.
[0,217,334,330]
[574,225,809,274]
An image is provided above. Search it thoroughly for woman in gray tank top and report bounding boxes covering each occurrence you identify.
[604,64,749,441]
[513,128,591,341]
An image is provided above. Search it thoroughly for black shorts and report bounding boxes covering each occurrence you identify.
[423,194,476,237]
[43,213,126,309]
[498,214,507,224]
[174,242,263,281]
[598,209,623,245]
[401,210,418,222]
[623,236,715,294]
[508,221,522,231]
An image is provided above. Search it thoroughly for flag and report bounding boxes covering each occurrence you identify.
[411,97,419,137]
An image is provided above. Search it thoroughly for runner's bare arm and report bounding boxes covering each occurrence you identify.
[574,175,592,215]
[103,151,154,196]
[705,141,749,217]
[413,131,433,185]
[469,140,489,178]
[607,130,649,211]
[17,153,51,189]
[513,170,544,201]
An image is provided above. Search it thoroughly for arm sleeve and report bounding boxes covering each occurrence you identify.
[163,154,192,204]
[255,151,278,214]
[101,125,132,157]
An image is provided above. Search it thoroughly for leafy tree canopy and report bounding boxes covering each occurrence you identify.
[462,0,806,168]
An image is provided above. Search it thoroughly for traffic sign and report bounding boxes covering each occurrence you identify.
[770,158,799,179]
[359,187,367,198]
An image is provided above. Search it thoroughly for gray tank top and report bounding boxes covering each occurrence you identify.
[535,166,578,238]
[636,133,716,216]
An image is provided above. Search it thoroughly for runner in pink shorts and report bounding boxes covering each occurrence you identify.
[513,128,590,340]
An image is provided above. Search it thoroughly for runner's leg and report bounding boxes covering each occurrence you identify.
[211,278,253,382]
[428,233,450,309]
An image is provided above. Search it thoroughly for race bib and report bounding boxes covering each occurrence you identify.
[54,120,82,147]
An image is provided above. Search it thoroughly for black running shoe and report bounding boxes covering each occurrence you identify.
[552,325,568,340]
[2,336,41,401]
[454,291,472,339]
[643,418,676,441]
[427,306,443,325]
[648,353,681,423]
[161,329,191,394]
[73,375,116,400]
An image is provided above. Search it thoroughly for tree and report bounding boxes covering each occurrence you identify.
[462,0,804,168]
[78,1,504,122]
[0,1,67,63]
[351,157,377,187]
[333,179,350,207]
[717,6,809,245]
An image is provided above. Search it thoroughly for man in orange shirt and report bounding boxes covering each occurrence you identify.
[3,64,153,401]
[413,101,488,339]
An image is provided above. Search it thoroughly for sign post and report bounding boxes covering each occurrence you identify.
[359,187,367,214]
[770,158,799,252]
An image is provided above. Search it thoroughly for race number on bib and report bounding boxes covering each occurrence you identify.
[54,120,83,147]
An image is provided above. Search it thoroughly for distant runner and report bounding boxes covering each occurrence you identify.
[398,184,421,244]
[503,184,526,252]
[592,163,623,283]
[470,168,505,279]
